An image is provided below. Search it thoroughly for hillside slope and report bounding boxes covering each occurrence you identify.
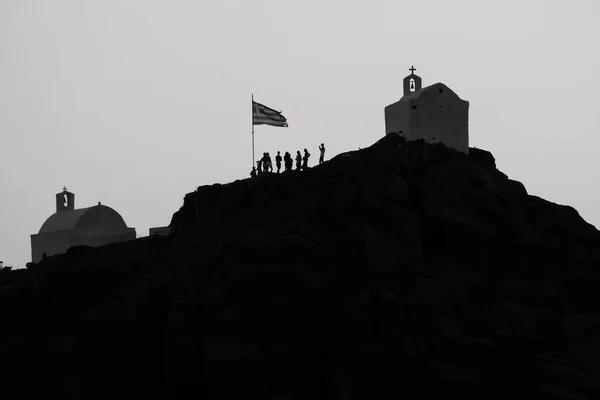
[2,134,600,399]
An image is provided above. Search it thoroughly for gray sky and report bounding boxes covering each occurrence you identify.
[1,0,599,268]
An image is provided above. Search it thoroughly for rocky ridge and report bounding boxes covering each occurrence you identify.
[2,134,600,399]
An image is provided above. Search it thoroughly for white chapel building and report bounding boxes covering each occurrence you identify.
[384,66,469,154]
[31,187,136,263]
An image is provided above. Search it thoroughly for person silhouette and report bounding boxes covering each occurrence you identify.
[265,152,273,172]
[250,166,257,178]
[302,148,311,170]
[319,143,325,164]
[275,151,282,173]
[257,159,263,174]
[284,151,292,171]
[261,153,269,173]
[295,151,302,170]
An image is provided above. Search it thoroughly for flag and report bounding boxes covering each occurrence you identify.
[252,100,288,127]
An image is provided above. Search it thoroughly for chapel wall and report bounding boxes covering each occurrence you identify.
[408,89,469,153]
[70,229,136,248]
[30,231,72,263]
[384,101,410,138]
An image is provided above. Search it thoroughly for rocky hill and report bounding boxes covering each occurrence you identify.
[2,133,600,399]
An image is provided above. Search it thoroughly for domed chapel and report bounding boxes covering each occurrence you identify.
[30,187,136,263]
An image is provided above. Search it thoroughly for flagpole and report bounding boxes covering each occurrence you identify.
[251,93,255,168]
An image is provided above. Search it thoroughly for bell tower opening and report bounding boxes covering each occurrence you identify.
[56,186,75,212]
[403,65,422,96]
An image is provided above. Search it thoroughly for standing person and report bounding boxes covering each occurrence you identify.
[275,151,282,173]
[319,143,325,164]
[283,151,294,171]
[257,159,263,174]
[266,152,273,172]
[261,153,269,173]
[302,148,311,170]
[250,166,257,178]
[295,151,302,170]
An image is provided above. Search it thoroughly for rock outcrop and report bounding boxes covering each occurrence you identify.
[2,134,600,399]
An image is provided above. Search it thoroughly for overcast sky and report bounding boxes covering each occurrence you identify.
[1,0,599,268]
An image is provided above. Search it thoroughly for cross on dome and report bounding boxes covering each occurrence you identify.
[62,186,68,192]
[409,66,416,74]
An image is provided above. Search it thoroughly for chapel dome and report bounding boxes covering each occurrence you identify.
[39,205,129,234]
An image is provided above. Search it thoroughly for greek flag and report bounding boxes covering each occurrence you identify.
[252,101,288,127]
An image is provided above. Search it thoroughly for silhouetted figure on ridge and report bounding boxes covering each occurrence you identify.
[302,148,311,170]
[284,151,293,171]
[264,152,273,172]
[260,153,269,173]
[275,151,282,173]
[257,159,263,174]
[319,143,325,164]
[295,151,302,170]
[250,166,257,178]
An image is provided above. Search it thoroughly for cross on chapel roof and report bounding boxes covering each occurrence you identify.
[62,186,68,192]
[409,66,416,74]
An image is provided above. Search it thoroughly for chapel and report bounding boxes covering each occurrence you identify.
[384,66,469,154]
[30,187,136,263]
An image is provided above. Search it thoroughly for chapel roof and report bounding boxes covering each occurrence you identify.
[399,82,467,103]
[38,205,127,234]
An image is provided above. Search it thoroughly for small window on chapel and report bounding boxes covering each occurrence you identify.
[63,194,68,207]
[409,78,416,92]
[438,88,444,94]
[412,105,418,110]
